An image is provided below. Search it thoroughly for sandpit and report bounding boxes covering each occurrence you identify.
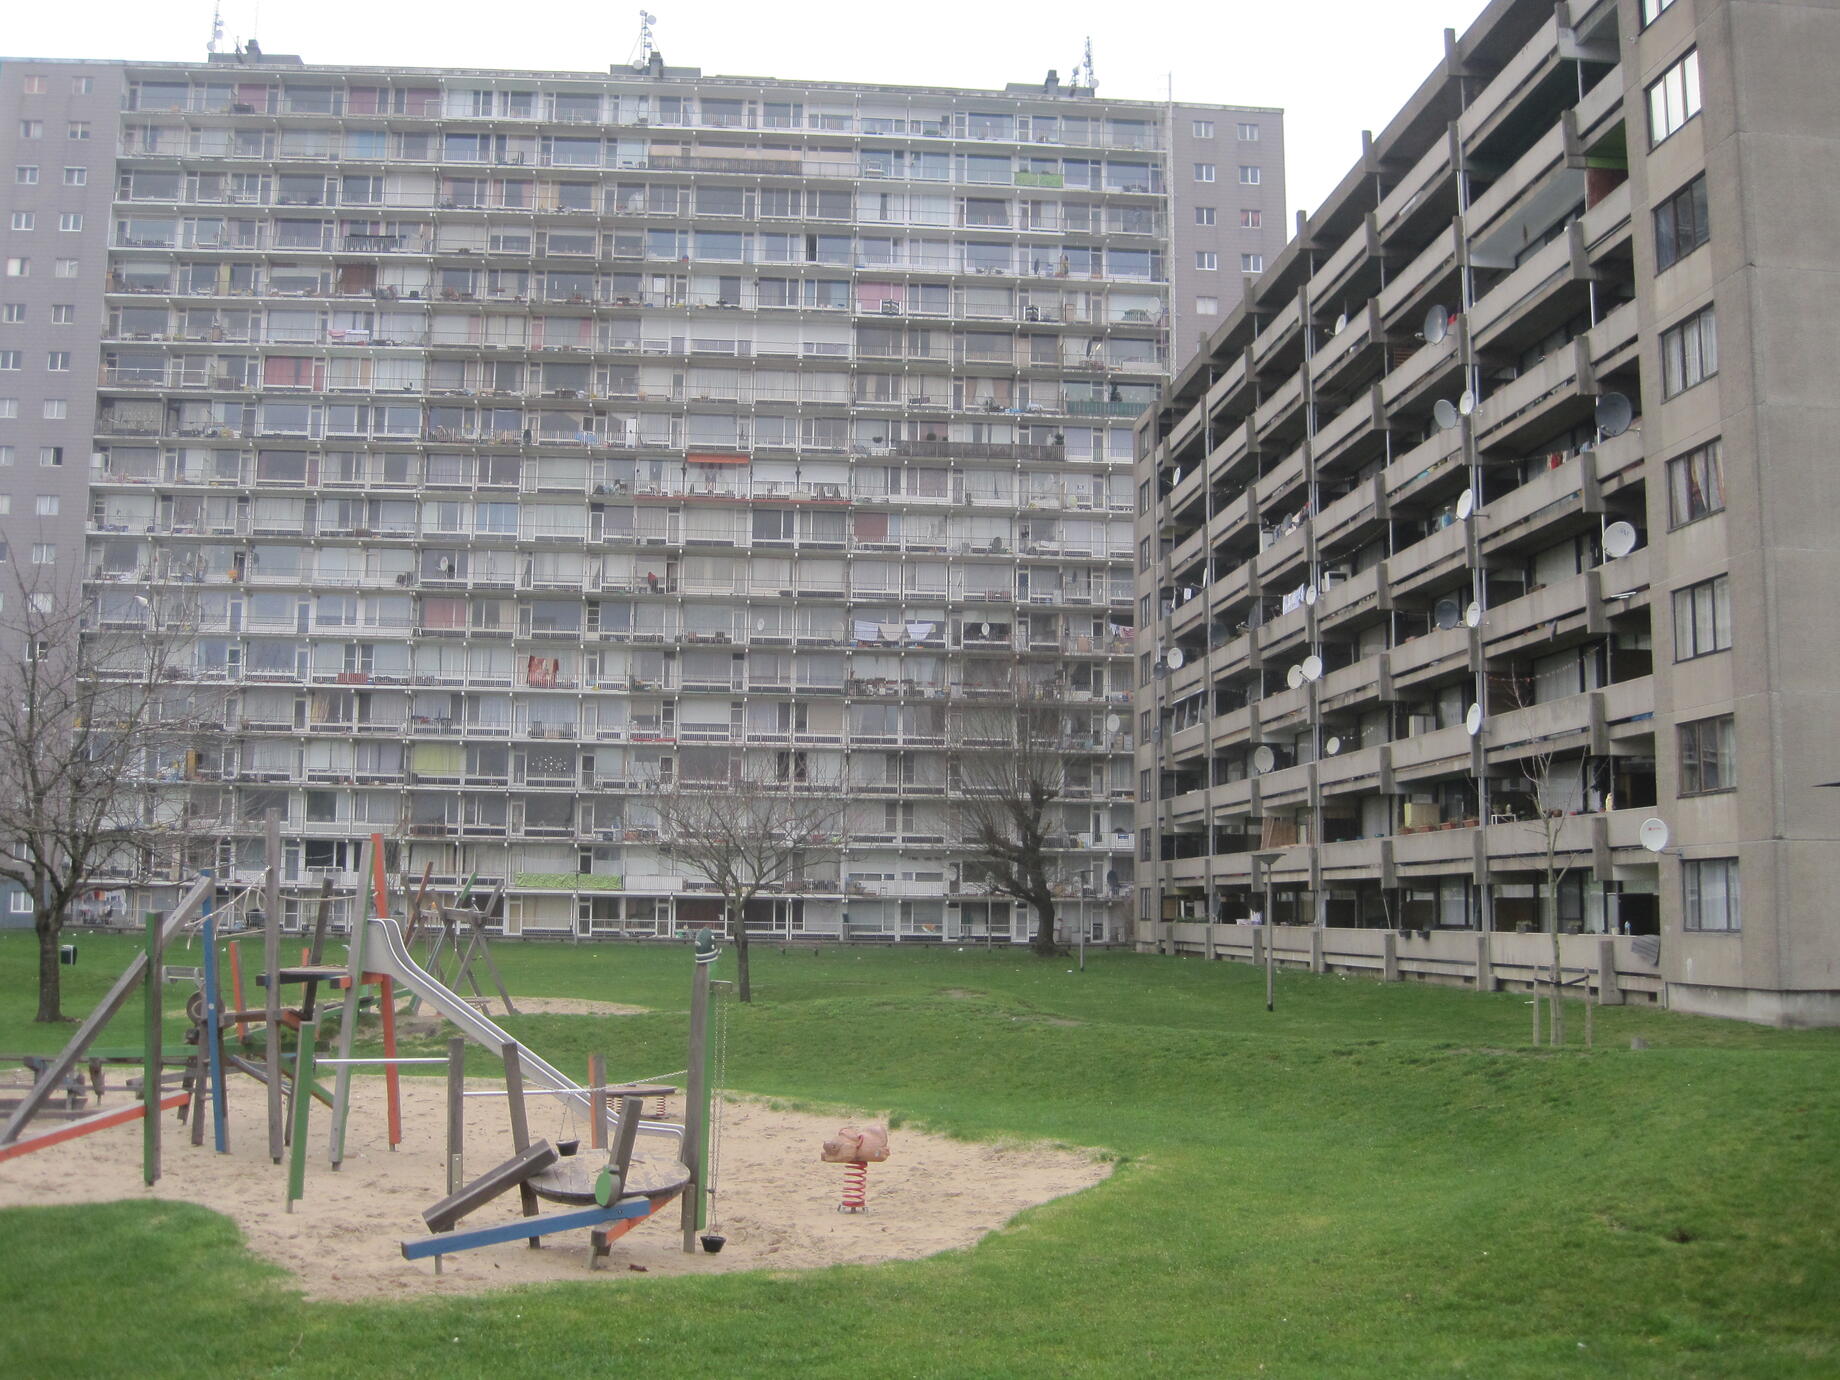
[0,1074,1109,1302]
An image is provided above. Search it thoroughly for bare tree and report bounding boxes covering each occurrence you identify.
[652,763,843,1002]
[0,571,220,1021]
[951,696,1071,957]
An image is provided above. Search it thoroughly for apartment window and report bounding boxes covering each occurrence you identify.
[62,167,86,186]
[1667,439,1725,526]
[1192,119,1214,139]
[50,304,73,324]
[1,305,21,323]
[9,212,32,231]
[1194,206,1216,226]
[0,496,9,514]
[1241,253,1264,273]
[67,121,90,141]
[30,543,55,565]
[1238,122,1260,140]
[1193,163,1216,183]
[1195,251,1218,271]
[41,399,65,419]
[1648,49,1702,146]
[39,445,62,466]
[8,891,29,914]
[1239,165,1261,184]
[1683,858,1739,931]
[0,398,14,416]
[22,76,47,95]
[1642,0,1680,24]
[46,351,70,371]
[1660,305,1717,397]
[1240,208,1262,229]
[53,259,77,278]
[1195,295,1219,316]
[0,351,19,370]
[16,166,38,184]
[34,495,58,517]
[1678,715,1735,795]
[0,447,11,466]
[1673,574,1731,660]
[19,120,43,140]
[4,259,26,277]
[58,212,82,233]
[1653,174,1709,271]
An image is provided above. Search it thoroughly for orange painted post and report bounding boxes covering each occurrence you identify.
[379,975,401,1149]
[370,832,389,920]
[227,940,251,1048]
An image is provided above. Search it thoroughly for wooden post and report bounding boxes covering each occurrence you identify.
[588,1053,607,1151]
[379,975,401,1150]
[501,1043,541,1245]
[446,1038,465,1194]
[681,943,714,1252]
[263,809,284,1164]
[298,876,335,1022]
[286,1015,319,1211]
[329,838,374,1170]
[143,911,164,1186]
[200,880,228,1152]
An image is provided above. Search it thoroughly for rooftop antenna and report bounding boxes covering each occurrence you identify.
[630,10,659,72]
[1071,36,1096,92]
[208,1,224,55]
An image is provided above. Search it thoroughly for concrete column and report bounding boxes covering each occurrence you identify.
[1476,933,1498,992]
[1382,930,1399,982]
[1310,926,1324,973]
[1597,937,1624,1006]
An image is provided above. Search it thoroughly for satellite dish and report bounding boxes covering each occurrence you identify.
[1603,520,1639,560]
[1304,584,1319,606]
[1464,703,1484,736]
[755,618,766,632]
[1638,817,1671,853]
[1286,664,1305,689]
[1324,736,1343,756]
[1464,600,1482,628]
[1432,398,1459,432]
[1434,597,1461,630]
[980,622,991,637]
[1422,304,1449,344]
[1166,646,1186,669]
[1333,312,1348,334]
[1104,713,1121,733]
[1456,488,1476,521]
[1301,654,1324,682]
[1595,392,1634,438]
[1458,388,1476,417]
[1252,745,1277,774]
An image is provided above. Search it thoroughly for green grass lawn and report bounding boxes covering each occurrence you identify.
[2,932,1837,1378]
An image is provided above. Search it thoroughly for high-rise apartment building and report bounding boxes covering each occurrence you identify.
[0,49,1283,941]
[1134,0,1840,1024]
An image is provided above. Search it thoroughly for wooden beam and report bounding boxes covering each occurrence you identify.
[401,1197,648,1262]
[0,1091,190,1165]
[263,808,284,1164]
[421,1140,559,1233]
[501,1043,541,1245]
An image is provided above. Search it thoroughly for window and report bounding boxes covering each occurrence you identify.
[1239,165,1261,184]
[1667,439,1725,526]
[50,304,72,324]
[8,892,29,915]
[30,543,55,564]
[0,351,19,370]
[1,305,21,324]
[1238,122,1260,140]
[1241,253,1264,273]
[1192,119,1214,139]
[0,447,11,466]
[71,77,93,95]
[1642,0,1680,24]
[41,399,64,419]
[15,166,38,184]
[1660,305,1717,397]
[1195,295,1219,316]
[1673,574,1731,659]
[53,259,77,278]
[1648,49,1702,145]
[34,495,58,516]
[1683,857,1739,931]
[1193,163,1216,183]
[66,121,90,140]
[1194,206,1216,226]
[46,351,70,371]
[1194,251,1218,271]
[1678,715,1735,795]
[19,120,43,139]
[58,212,82,232]
[9,212,32,231]
[1654,174,1709,270]
[62,167,86,186]
[0,496,9,514]
[1240,208,1262,229]
[0,398,14,416]
[22,76,47,95]
[39,445,62,466]
[3,259,26,277]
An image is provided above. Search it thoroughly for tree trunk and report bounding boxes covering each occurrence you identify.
[1545,871,1565,1048]
[728,902,752,1003]
[35,904,64,1023]
[1031,892,1058,956]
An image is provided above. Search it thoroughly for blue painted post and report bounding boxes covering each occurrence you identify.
[199,874,228,1153]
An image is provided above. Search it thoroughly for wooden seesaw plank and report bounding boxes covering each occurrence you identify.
[421,1139,559,1233]
[401,1198,650,1262]
[0,1091,190,1164]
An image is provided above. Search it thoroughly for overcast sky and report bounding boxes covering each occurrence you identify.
[6,0,1490,219]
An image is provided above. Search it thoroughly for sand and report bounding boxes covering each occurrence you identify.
[0,1073,1109,1302]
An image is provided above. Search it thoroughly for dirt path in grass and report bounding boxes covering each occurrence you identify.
[0,1075,1108,1302]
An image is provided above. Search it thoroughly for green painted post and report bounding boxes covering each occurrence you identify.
[143,910,165,1187]
[286,1014,319,1211]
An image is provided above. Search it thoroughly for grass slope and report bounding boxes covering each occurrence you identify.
[1,935,1836,1378]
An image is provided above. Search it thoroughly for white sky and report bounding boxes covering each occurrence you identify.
[5,0,1490,220]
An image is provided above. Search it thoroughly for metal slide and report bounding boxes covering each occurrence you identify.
[360,914,680,1146]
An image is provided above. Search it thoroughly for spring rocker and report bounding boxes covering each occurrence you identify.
[822,1124,891,1212]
